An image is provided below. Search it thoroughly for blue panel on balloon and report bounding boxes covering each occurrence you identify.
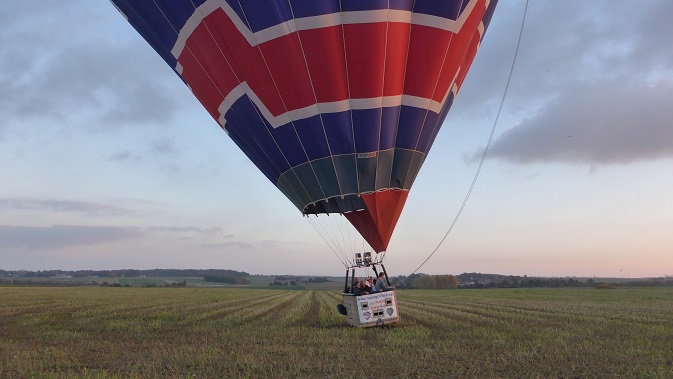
[352,108,383,153]
[341,0,390,12]
[226,96,291,180]
[272,123,308,167]
[413,0,462,19]
[289,0,340,19]
[416,110,440,154]
[293,115,331,161]
[390,0,415,11]
[379,107,401,151]
[424,92,454,155]
[395,106,427,151]
[322,111,356,156]
[235,0,294,33]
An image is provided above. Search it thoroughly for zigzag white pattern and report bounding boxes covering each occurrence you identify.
[217,79,462,130]
[172,0,486,130]
[172,0,482,59]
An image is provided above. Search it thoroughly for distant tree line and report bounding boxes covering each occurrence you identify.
[269,276,297,286]
[0,269,250,278]
[458,276,673,289]
[268,276,330,286]
[460,277,584,289]
[3,270,671,289]
[270,280,297,286]
[0,278,83,286]
[391,274,458,289]
[0,279,193,288]
[203,276,250,284]
[593,279,673,288]
[307,277,330,283]
[274,275,300,281]
[390,273,673,289]
[165,280,188,288]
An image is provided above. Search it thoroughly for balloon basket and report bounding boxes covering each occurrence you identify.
[342,290,400,327]
[339,261,400,327]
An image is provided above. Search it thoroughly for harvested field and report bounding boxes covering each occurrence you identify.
[1,286,672,377]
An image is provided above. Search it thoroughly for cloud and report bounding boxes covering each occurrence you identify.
[459,1,673,165]
[198,237,290,250]
[148,226,226,236]
[0,225,142,250]
[482,80,673,164]
[0,1,186,135]
[509,1,672,91]
[200,242,253,250]
[0,222,238,252]
[109,150,142,165]
[107,139,179,168]
[260,240,284,248]
[0,198,135,216]
[150,138,179,156]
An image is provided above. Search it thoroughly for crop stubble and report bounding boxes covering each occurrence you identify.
[1,286,672,378]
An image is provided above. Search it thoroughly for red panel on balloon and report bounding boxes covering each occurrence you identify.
[344,190,409,252]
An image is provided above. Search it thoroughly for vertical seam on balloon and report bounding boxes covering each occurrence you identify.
[286,0,346,208]
[234,0,331,210]
[392,10,416,192]
[372,2,393,249]
[338,0,361,200]
[373,1,391,195]
[387,0,416,192]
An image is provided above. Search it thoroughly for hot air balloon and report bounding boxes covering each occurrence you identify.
[110,0,497,326]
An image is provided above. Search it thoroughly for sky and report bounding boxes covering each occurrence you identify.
[1,1,672,278]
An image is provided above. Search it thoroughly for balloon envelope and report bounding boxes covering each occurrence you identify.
[110,0,498,252]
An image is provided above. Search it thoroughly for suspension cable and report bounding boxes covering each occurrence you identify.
[410,0,530,275]
[306,215,350,268]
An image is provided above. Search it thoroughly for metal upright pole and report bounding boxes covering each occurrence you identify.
[343,269,349,293]
[381,264,391,286]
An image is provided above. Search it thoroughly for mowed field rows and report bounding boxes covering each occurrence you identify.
[1,286,672,378]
